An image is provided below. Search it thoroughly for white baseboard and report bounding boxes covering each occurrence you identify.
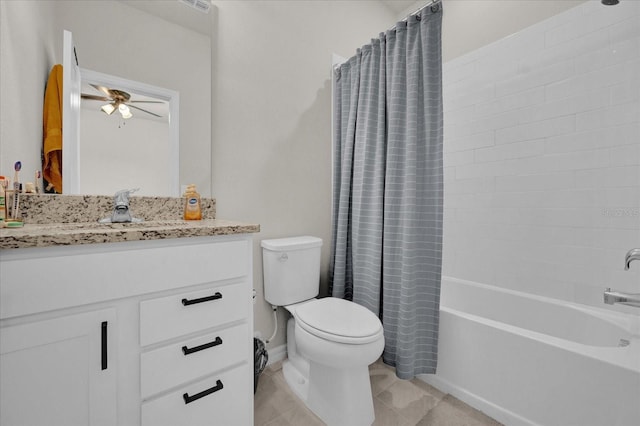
[418,374,537,426]
[266,343,287,366]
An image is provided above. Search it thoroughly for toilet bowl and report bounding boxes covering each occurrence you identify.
[261,236,385,426]
[282,298,384,426]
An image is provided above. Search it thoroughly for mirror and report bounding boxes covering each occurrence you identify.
[62,35,180,197]
[0,0,214,197]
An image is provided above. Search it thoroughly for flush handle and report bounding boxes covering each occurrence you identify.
[279,253,288,262]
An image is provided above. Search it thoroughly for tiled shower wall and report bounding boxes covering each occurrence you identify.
[442,0,640,310]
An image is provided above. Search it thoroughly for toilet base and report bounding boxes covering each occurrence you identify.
[283,357,375,426]
[282,359,309,402]
[307,362,375,426]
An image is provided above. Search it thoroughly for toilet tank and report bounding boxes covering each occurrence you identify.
[261,236,323,306]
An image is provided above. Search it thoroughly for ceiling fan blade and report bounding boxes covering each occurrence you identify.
[128,104,162,118]
[90,84,113,97]
[128,100,165,104]
[81,94,111,101]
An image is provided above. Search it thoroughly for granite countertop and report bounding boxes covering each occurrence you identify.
[0,194,260,250]
[0,219,260,249]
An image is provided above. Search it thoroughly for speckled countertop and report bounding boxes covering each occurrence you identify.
[0,194,259,249]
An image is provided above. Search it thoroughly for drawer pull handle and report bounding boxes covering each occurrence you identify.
[181,292,222,306]
[182,337,223,355]
[183,380,224,404]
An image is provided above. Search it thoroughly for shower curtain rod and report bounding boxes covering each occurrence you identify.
[332,0,441,70]
[387,0,441,33]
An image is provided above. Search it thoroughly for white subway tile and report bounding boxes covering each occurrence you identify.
[520,87,610,124]
[474,139,545,163]
[445,176,495,195]
[574,37,640,74]
[444,81,495,111]
[444,149,475,167]
[443,59,477,85]
[598,186,640,208]
[519,30,603,74]
[495,59,574,98]
[609,15,640,44]
[494,171,575,193]
[576,101,640,131]
[445,130,494,152]
[574,165,640,189]
[545,123,640,153]
[544,60,629,102]
[545,3,632,48]
[495,116,575,145]
[610,77,640,106]
[455,160,517,180]
[476,87,545,119]
[444,105,476,126]
[609,144,640,166]
[597,228,640,251]
[556,148,611,171]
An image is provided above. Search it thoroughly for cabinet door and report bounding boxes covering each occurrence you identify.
[0,308,117,426]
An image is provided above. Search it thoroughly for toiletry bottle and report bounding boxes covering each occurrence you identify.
[0,178,5,223]
[183,184,202,220]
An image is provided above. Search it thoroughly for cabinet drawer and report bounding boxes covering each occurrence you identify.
[141,363,252,426]
[141,323,249,399]
[140,282,249,346]
[1,238,249,320]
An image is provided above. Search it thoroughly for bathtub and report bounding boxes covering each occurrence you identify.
[420,277,640,426]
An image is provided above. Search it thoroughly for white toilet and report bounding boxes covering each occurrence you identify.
[261,236,385,426]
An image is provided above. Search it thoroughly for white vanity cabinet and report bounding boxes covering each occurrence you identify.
[0,234,254,426]
[0,308,117,426]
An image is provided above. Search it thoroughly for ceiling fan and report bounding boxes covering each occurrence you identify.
[81,84,165,119]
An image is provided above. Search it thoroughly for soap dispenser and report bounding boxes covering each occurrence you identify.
[183,184,202,220]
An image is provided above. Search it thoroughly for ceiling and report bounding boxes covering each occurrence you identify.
[380,0,421,16]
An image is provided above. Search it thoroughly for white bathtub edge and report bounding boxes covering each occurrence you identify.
[441,276,640,337]
[418,373,541,426]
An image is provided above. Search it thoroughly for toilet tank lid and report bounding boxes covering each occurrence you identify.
[261,236,322,251]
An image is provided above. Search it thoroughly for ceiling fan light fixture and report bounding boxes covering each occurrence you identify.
[119,104,133,119]
[101,103,116,115]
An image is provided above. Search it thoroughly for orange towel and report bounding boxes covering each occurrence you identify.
[43,64,63,193]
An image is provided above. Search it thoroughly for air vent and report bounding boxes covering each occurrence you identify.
[178,0,211,14]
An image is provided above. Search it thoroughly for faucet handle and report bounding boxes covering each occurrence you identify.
[624,248,640,270]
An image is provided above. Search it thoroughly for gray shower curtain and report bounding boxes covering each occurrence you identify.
[329,4,443,380]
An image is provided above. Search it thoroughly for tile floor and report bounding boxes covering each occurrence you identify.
[254,358,503,426]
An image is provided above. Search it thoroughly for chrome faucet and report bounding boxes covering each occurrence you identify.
[603,288,640,307]
[98,188,143,223]
[624,248,640,270]
[603,248,640,308]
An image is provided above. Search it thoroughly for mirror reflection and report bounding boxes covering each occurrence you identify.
[77,70,178,196]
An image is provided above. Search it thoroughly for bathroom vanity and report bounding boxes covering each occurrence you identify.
[0,196,259,426]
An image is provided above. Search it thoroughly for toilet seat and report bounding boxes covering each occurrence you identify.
[293,298,383,344]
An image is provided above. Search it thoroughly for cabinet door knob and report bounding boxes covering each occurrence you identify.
[182,336,223,355]
[181,292,222,306]
[183,380,224,404]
